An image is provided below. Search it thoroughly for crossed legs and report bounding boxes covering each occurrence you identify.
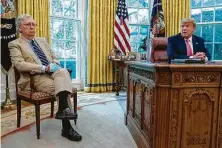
[34,71,82,141]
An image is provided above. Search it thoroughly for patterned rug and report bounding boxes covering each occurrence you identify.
[1,92,117,137]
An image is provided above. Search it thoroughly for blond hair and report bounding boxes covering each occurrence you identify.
[180,18,196,28]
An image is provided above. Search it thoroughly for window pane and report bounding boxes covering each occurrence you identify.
[202,8,214,22]
[59,59,76,79]
[127,0,148,8]
[139,34,147,43]
[138,9,149,24]
[141,0,149,8]
[202,0,214,7]
[215,24,222,42]
[130,33,138,41]
[139,26,148,43]
[191,9,201,23]
[139,25,149,35]
[65,59,76,79]
[216,0,222,5]
[130,25,139,46]
[65,40,77,58]
[130,35,138,45]
[138,42,145,52]
[214,44,222,60]
[194,25,201,36]
[191,0,201,8]
[129,25,138,35]
[138,35,147,52]
[215,7,222,21]
[51,39,65,58]
[51,0,63,16]
[65,21,77,40]
[202,25,213,42]
[51,19,65,39]
[130,42,138,52]
[205,44,213,57]
[128,9,138,24]
[63,0,77,17]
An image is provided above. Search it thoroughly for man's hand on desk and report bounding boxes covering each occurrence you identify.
[190,52,206,60]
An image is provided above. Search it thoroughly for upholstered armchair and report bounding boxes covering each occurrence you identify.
[147,37,168,63]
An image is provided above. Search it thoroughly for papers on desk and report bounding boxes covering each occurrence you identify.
[171,58,206,64]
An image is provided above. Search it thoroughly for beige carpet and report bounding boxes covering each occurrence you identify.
[1,92,118,137]
[1,98,137,148]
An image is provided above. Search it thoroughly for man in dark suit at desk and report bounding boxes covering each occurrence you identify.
[167,18,211,62]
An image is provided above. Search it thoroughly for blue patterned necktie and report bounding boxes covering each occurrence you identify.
[31,40,49,66]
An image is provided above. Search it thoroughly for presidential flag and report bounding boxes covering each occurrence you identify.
[150,0,165,37]
[1,0,17,74]
[114,0,131,55]
[1,18,17,74]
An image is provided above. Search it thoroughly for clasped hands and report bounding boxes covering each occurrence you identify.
[45,62,62,73]
[192,52,206,60]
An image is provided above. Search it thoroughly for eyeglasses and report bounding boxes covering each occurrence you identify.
[22,23,37,27]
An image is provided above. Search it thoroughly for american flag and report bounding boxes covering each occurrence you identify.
[114,0,131,55]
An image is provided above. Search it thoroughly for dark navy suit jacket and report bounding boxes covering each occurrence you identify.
[167,33,211,61]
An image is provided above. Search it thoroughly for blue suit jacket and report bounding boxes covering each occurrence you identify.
[167,33,211,61]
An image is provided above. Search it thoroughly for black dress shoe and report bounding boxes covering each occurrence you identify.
[62,128,82,141]
[55,108,77,120]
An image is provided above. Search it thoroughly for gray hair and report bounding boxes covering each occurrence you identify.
[16,14,33,32]
[180,18,196,28]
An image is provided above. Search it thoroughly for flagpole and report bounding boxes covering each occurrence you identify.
[1,74,14,109]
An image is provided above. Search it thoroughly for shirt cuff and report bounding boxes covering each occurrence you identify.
[41,65,46,73]
[189,56,194,59]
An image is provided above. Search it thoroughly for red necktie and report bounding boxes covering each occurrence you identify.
[185,39,193,56]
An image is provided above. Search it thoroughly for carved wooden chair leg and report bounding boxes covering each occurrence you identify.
[35,104,40,139]
[50,101,54,117]
[74,92,77,125]
[17,98,21,128]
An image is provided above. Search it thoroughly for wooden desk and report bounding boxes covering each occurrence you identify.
[125,61,222,148]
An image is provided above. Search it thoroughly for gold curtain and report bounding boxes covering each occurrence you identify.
[87,0,117,92]
[17,0,50,42]
[162,0,190,37]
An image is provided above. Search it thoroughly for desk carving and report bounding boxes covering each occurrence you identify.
[125,61,222,148]
[182,72,220,83]
[169,89,180,148]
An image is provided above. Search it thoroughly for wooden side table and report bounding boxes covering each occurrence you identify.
[109,57,131,96]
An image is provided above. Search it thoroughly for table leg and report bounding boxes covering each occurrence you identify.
[115,62,120,96]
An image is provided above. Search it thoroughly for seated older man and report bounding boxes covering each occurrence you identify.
[9,14,82,141]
